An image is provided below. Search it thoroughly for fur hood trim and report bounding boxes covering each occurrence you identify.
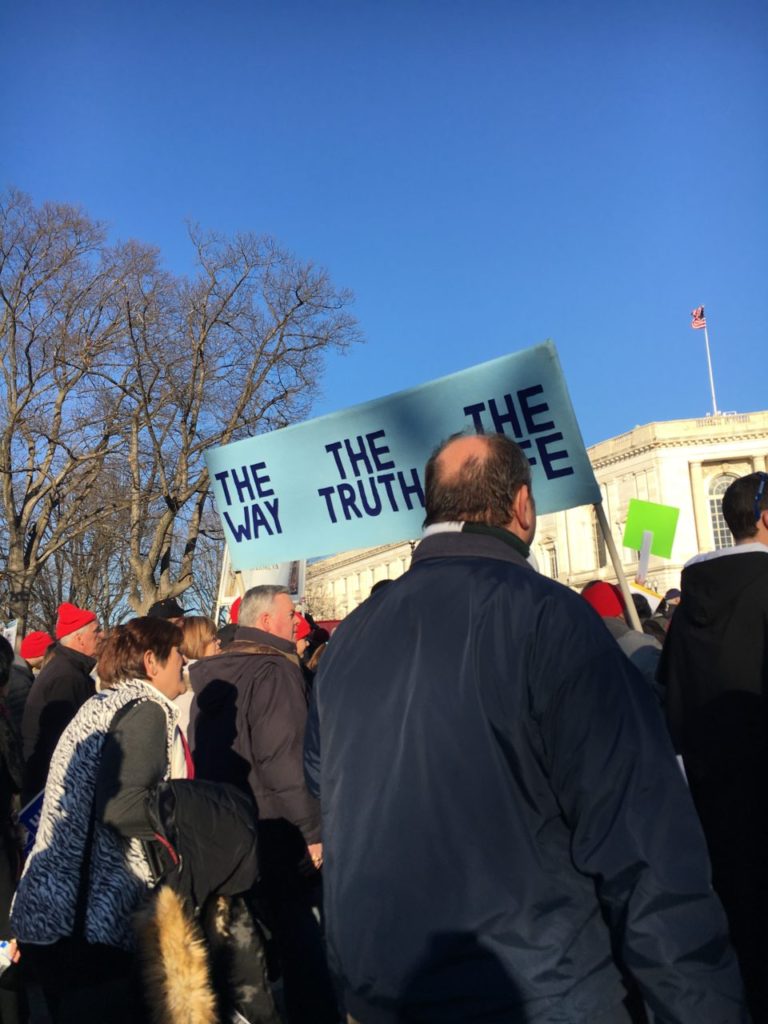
[136,886,216,1024]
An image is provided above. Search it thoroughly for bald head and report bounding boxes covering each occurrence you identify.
[423,432,535,541]
[434,434,492,481]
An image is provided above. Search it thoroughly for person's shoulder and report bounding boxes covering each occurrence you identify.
[31,651,80,693]
[193,645,273,677]
[618,627,661,656]
[10,657,33,682]
[39,645,90,679]
[258,650,303,686]
[106,692,168,739]
[109,692,166,720]
[500,565,597,618]
[517,574,624,658]
[222,644,301,690]
[31,652,59,684]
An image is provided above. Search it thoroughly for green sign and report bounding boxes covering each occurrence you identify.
[622,499,679,559]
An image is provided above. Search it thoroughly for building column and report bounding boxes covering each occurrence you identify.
[561,509,573,582]
[753,454,767,473]
[689,461,709,553]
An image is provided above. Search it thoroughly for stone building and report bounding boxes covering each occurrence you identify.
[304,541,415,620]
[304,409,768,618]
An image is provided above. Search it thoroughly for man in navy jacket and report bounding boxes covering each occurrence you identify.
[304,433,746,1024]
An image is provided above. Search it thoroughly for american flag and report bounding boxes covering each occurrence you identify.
[691,306,707,330]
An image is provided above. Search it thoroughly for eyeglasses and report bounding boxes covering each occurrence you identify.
[755,472,768,523]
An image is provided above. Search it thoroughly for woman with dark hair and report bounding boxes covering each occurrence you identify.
[10,618,189,1019]
[11,618,275,1024]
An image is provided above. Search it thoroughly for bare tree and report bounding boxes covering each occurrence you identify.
[0,190,134,631]
[183,514,225,620]
[110,225,360,613]
[29,502,133,633]
[0,190,361,627]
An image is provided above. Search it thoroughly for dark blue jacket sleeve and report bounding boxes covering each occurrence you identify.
[303,684,321,799]
[537,631,748,1023]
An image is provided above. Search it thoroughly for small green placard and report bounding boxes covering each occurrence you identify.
[622,499,680,559]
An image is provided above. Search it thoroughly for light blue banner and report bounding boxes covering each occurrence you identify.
[206,341,599,569]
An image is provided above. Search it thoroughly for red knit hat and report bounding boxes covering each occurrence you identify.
[230,596,242,624]
[610,582,627,614]
[55,602,97,639]
[582,582,624,619]
[20,631,54,660]
[294,613,312,641]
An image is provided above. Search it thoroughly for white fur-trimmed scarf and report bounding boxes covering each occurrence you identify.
[11,680,178,950]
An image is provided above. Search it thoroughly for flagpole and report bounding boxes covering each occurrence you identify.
[703,323,719,416]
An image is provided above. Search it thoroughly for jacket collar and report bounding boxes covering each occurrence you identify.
[413,526,532,570]
[233,624,297,656]
[52,642,97,673]
[462,522,531,560]
[421,521,530,560]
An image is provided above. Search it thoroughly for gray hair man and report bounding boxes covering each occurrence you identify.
[189,583,338,1024]
[305,431,746,1024]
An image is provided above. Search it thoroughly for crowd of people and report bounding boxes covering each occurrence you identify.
[0,437,765,1024]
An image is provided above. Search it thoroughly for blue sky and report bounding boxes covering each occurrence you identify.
[3,0,766,446]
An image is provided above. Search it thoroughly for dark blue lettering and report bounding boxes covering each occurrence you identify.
[518,438,536,467]
[224,508,251,542]
[215,470,233,506]
[318,486,338,524]
[518,385,555,433]
[367,430,395,471]
[344,435,373,477]
[250,462,274,498]
[338,483,363,520]
[536,433,574,479]
[378,472,399,511]
[463,401,487,432]
[264,497,282,534]
[488,394,522,437]
[251,503,273,537]
[358,477,382,517]
[231,465,255,504]
[325,441,347,479]
[398,468,425,510]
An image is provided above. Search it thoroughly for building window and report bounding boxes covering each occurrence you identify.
[709,474,738,550]
[544,545,558,580]
[593,512,607,569]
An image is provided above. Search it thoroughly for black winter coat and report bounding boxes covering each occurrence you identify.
[21,643,96,803]
[7,656,33,737]
[658,546,768,1019]
[93,698,259,906]
[188,627,320,846]
[305,528,746,1024]
[660,548,768,759]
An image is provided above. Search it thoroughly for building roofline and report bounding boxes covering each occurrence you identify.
[588,410,768,468]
